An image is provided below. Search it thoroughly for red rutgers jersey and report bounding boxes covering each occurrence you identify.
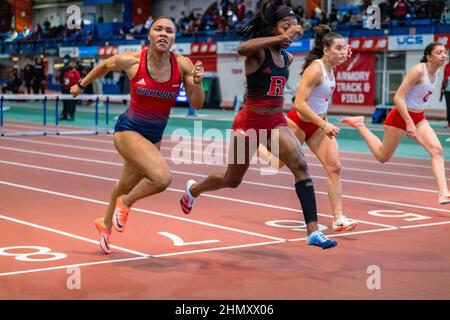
[128,47,183,121]
[244,48,289,110]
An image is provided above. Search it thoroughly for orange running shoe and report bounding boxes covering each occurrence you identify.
[112,195,130,233]
[94,218,112,254]
[339,116,365,128]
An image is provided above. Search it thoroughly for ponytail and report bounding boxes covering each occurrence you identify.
[301,24,343,74]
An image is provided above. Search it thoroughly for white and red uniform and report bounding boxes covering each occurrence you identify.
[385,63,438,130]
[287,59,336,140]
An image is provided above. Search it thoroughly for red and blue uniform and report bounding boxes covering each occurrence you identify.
[114,47,183,143]
[232,48,289,139]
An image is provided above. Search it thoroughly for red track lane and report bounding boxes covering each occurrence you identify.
[1,133,450,299]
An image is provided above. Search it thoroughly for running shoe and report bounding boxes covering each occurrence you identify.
[306,231,337,249]
[333,214,358,232]
[180,179,197,214]
[112,195,130,233]
[94,218,112,254]
[439,193,450,205]
[339,116,365,128]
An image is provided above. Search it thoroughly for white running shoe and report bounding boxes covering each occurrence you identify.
[333,215,358,232]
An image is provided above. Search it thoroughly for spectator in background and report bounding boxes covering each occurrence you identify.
[23,59,34,94]
[59,55,72,120]
[1,69,22,94]
[431,0,446,21]
[236,0,246,22]
[143,15,154,34]
[442,5,450,23]
[393,0,409,20]
[33,57,45,94]
[61,59,81,121]
[294,4,305,20]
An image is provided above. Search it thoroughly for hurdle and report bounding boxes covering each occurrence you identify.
[0,94,129,136]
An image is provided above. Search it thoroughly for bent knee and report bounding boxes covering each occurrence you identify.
[147,172,172,191]
[429,145,443,158]
[326,163,342,176]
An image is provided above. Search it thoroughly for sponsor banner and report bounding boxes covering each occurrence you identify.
[43,47,58,56]
[435,34,450,48]
[171,43,191,55]
[217,41,240,54]
[349,36,388,51]
[78,46,98,57]
[118,44,142,54]
[98,45,119,57]
[286,39,311,53]
[333,52,375,106]
[191,42,217,54]
[59,47,79,58]
[190,42,218,72]
[388,34,434,51]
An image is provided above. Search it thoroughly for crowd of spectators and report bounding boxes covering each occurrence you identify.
[2,0,450,43]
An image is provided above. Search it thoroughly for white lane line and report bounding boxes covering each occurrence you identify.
[33,129,450,170]
[0,257,149,277]
[0,161,398,229]
[399,221,450,229]
[1,144,438,194]
[0,214,150,257]
[2,136,446,181]
[1,147,448,215]
[0,239,287,277]
[0,180,285,241]
[287,227,398,242]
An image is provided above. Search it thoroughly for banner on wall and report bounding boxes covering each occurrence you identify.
[287,39,311,53]
[388,34,434,51]
[171,43,191,55]
[349,36,387,51]
[98,45,119,58]
[435,34,450,48]
[118,44,142,54]
[217,41,240,54]
[59,47,79,58]
[190,42,217,72]
[333,52,375,106]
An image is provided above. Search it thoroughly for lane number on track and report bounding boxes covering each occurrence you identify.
[158,232,220,246]
[0,246,67,262]
[265,220,328,232]
[368,210,430,221]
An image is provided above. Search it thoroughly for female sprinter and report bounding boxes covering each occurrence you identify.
[340,42,450,205]
[180,0,337,249]
[71,17,205,254]
[259,25,358,232]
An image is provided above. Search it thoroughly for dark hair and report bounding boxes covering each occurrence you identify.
[237,0,296,40]
[420,42,444,63]
[301,24,343,74]
[149,16,177,31]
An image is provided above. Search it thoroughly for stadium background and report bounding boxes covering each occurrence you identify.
[1,0,449,118]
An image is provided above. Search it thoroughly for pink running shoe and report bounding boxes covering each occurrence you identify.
[94,218,112,254]
[112,195,130,233]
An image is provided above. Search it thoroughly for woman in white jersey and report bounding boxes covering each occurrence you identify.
[259,25,358,231]
[340,42,450,205]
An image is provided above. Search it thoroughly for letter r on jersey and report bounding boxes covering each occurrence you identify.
[267,76,286,97]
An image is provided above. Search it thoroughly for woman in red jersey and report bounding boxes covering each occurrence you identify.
[70,17,205,254]
[180,0,337,249]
